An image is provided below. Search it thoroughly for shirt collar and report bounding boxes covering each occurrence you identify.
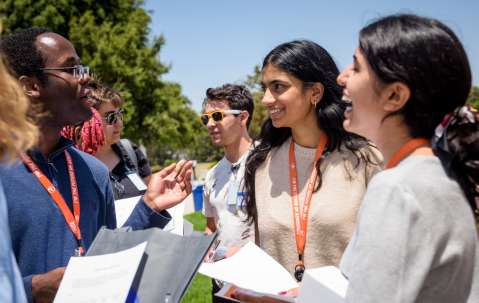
[28,137,75,162]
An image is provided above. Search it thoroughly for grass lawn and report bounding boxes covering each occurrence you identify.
[182,212,212,303]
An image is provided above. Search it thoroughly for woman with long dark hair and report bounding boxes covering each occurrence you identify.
[243,40,381,281]
[235,14,478,303]
[336,14,479,302]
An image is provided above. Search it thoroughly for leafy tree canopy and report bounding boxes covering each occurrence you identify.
[243,65,267,138]
[468,86,479,109]
[0,0,214,164]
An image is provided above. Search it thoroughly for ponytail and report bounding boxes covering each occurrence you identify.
[433,105,479,223]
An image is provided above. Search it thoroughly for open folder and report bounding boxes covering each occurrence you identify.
[86,227,217,303]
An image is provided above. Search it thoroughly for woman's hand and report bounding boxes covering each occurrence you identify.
[231,288,295,303]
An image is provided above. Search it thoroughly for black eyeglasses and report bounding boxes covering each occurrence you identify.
[103,109,124,125]
[200,110,242,126]
[38,64,90,79]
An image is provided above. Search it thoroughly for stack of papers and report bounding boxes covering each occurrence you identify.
[199,242,349,303]
[54,242,147,303]
[86,227,217,302]
[297,266,348,303]
[199,242,298,295]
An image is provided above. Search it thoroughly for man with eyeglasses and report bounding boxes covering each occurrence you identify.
[0,28,192,303]
[201,84,255,302]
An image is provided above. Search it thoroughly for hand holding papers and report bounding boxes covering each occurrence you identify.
[230,266,349,303]
[199,242,298,295]
[200,242,349,303]
[54,242,147,303]
[86,227,217,303]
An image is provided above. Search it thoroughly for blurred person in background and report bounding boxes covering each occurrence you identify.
[201,84,255,302]
[90,81,152,199]
[62,80,152,199]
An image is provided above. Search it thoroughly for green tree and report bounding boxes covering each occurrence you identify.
[243,65,268,138]
[468,86,479,109]
[0,0,211,164]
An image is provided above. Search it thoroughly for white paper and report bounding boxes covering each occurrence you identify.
[127,173,147,191]
[163,201,185,236]
[114,195,142,227]
[54,242,147,303]
[199,242,298,295]
[297,266,348,303]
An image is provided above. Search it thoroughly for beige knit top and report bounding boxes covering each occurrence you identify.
[255,137,382,275]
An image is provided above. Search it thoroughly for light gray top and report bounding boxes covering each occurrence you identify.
[340,156,479,303]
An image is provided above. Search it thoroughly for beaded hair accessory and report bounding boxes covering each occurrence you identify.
[61,107,105,155]
[432,105,479,224]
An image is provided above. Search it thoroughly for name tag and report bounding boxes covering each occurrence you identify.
[127,173,147,191]
[227,180,239,206]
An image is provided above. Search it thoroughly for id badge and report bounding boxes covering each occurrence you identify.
[127,173,147,191]
[226,180,239,206]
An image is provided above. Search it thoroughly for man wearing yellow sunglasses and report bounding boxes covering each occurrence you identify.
[201,84,254,302]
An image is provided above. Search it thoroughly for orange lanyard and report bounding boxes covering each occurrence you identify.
[386,138,430,169]
[288,132,328,281]
[20,151,84,256]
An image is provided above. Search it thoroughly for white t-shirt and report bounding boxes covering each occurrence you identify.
[203,150,253,247]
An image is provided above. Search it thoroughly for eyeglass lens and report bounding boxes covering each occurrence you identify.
[73,65,90,79]
[105,110,123,125]
[201,111,225,125]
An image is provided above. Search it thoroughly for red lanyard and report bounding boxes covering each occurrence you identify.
[288,132,328,281]
[386,138,430,169]
[20,151,84,255]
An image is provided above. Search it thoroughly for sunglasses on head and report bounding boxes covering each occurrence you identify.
[200,110,242,126]
[103,109,124,125]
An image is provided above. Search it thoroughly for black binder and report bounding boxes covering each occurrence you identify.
[86,226,217,303]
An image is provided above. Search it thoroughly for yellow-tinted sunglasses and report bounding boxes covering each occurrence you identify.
[200,110,242,126]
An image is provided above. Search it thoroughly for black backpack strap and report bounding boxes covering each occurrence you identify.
[119,138,139,173]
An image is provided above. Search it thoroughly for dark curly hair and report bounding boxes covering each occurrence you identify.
[203,84,254,128]
[0,27,50,84]
[359,14,478,216]
[243,40,376,223]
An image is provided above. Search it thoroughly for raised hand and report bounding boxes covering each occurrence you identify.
[143,160,193,212]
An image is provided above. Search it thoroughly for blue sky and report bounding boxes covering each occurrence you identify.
[144,0,479,111]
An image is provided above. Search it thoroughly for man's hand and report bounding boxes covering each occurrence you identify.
[143,160,193,212]
[31,267,65,303]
